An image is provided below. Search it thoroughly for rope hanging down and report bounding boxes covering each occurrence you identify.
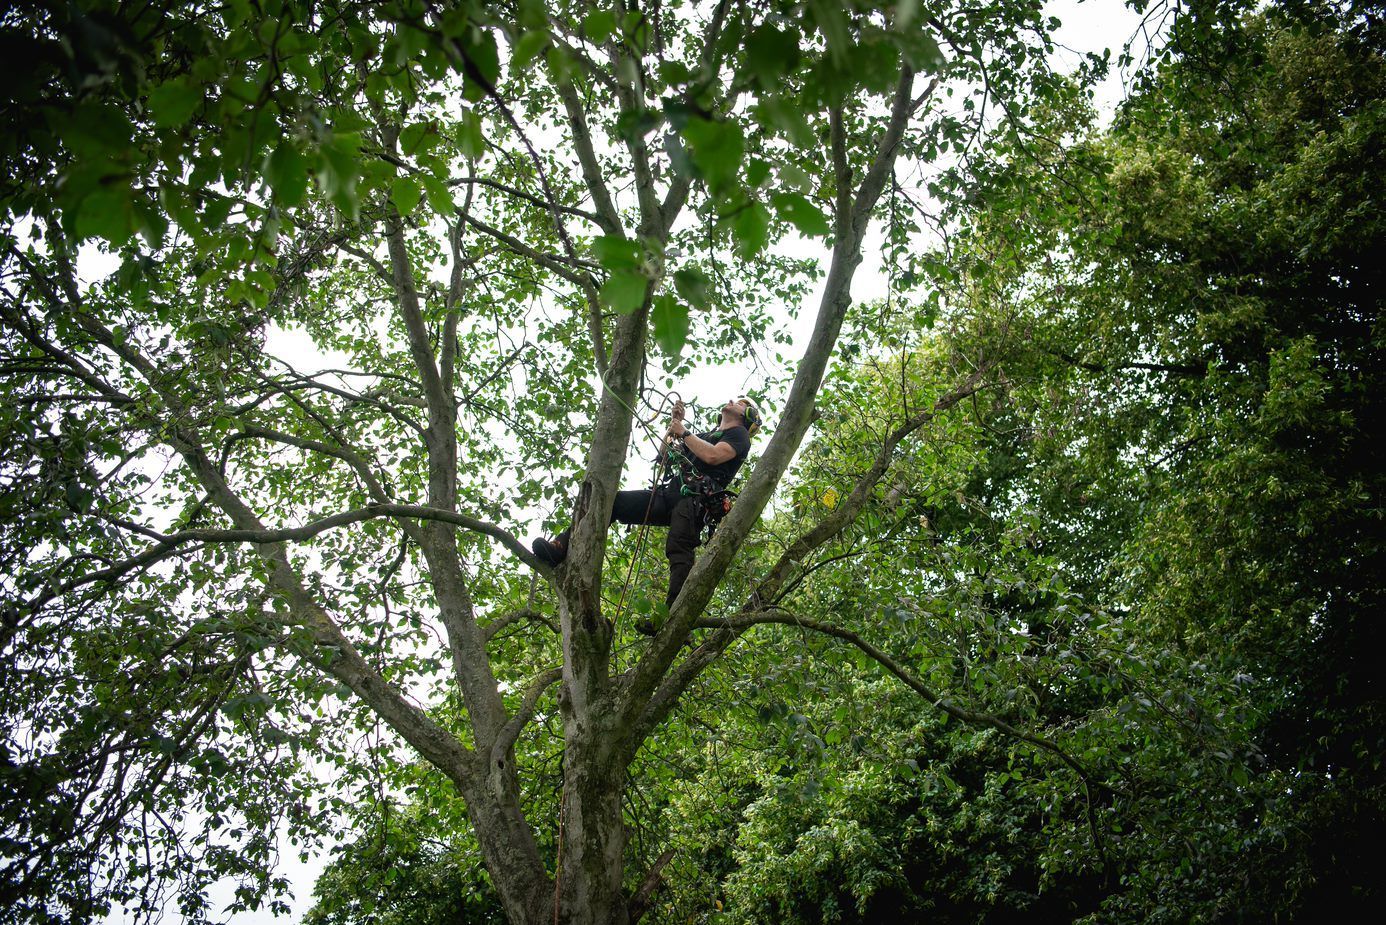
[610,390,680,636]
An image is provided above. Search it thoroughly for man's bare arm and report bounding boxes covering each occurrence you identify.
[679,433,735,465]
[667,401,736,465]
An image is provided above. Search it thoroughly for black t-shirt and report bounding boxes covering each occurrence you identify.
[678,425,751,488]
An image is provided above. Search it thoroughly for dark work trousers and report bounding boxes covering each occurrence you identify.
[559,481,703,608]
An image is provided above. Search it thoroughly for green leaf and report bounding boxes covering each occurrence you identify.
[779,163,812,192]
[746,158,771,187]
[391,176,423,214]
[147,79,202,128]
[600,269,647,314]
[744,24,800,87]
[652,293,690,357]
[894,0,921,31]
[422,174,454,214]
[317,133,362,219]
[731,202,771,258]
[752,97,815,147]
[808,0,852,65]
[200,193,235,234]
[852,39,903,94]
[772,192,831,236]
[59,104,135,153]
[583,10,617,44]
[591,235,642,271]
[460,28,501,101]
[399,121,438,156]
[682,117,744,195]
[900,29,945,72]
[511,30,550,74]
[657,61,691,86]
[673,266,712,310]
[457,111,486,160]
[664,130,694,178]
[74,186,134,245]
[135,200,169,249]
[265,142,309,207]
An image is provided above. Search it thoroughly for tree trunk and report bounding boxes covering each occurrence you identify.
[553,716,630,925]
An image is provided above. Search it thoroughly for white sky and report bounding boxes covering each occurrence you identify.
[93,2,1145,921]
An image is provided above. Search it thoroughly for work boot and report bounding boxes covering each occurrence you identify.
[531,535,567,566]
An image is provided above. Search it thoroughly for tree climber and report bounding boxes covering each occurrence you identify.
[531,397,763,608]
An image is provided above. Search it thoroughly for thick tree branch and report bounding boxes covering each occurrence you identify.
[451,175,604,226]
[850,67,917,231]
[383,211,453,444]
[95,501,539,574]
[463,214,600,280]
[615,66,922,741]
[554,78,625,237]
[482,606,557,641]
[235,424,391,502]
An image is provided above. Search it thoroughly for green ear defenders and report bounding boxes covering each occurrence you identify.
[739,397,762,437]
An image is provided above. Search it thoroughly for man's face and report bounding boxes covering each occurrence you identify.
[723,398,748,419]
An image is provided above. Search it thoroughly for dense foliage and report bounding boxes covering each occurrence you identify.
[2,0,1381,922]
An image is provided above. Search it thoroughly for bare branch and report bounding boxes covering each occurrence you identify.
[482,607,557,641]
[693,610,1112,790]
[451,175,604,226]
[628,848,677,923]
[491,666,562,760]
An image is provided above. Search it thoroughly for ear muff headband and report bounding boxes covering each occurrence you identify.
[739,398,761,436]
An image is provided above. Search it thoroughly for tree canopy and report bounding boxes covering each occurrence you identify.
[2,0,1382,923]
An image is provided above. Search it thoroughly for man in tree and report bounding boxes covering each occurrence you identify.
[532,397,762,608]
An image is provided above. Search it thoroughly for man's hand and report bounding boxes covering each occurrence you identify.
[669,400,687,438]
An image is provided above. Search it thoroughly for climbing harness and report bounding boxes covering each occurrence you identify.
[696,481,737,541]
[667,431,738,541]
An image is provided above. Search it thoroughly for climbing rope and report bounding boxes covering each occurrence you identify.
[609,390,680,637]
